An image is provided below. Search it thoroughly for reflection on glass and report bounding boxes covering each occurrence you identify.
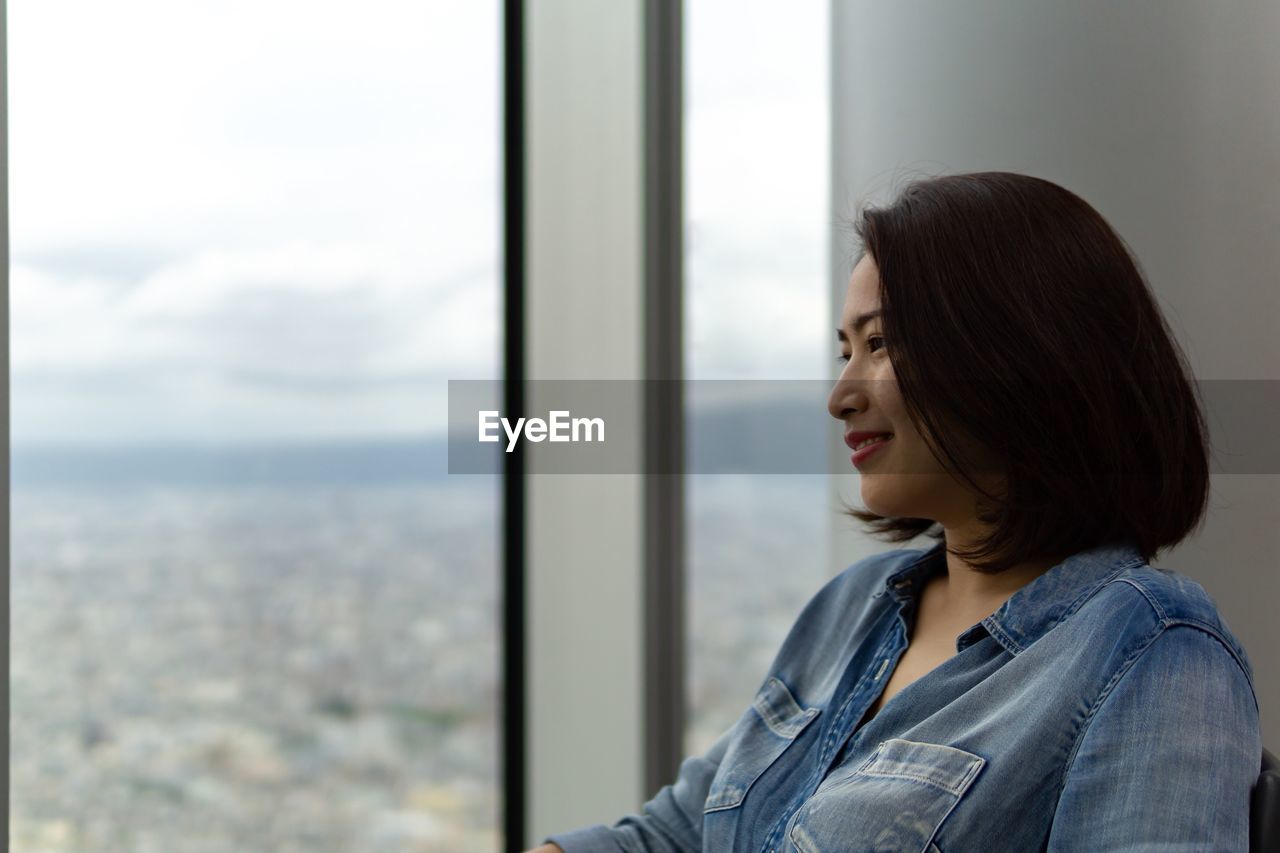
[8,2,501,849]
[684,0,831,756]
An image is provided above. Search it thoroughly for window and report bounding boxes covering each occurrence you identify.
[8,2,502,849]
[684,0,831,756]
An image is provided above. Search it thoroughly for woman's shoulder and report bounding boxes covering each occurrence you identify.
[1076,561,1256,696]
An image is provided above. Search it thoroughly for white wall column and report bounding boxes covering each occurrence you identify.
[525,0,647,844]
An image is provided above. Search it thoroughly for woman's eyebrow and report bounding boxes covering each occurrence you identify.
[835,310,882,341]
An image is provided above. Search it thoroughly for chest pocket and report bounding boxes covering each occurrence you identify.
[703,676,821,812]
[787,737,986,853]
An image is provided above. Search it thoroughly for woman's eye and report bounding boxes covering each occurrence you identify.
[837,337,885,365]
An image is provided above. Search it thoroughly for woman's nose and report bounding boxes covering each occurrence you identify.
[827,377,867,421]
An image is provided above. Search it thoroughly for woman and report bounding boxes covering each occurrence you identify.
[532,172,1262,851]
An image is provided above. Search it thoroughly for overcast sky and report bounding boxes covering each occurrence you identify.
[9,0,828,444]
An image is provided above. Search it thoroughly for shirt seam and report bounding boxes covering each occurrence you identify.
[1056,620,1166,794]
[1043,559,1145,635]
[1170,619,1258,703]
[982,616,1023,654]
[1111,578,1257,701]
[1112,575,1168,621]
[1160,620,1260,714]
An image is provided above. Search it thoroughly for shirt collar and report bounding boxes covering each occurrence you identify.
[873,537,1146,655]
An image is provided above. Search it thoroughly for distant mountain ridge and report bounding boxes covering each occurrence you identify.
[12,399,833,487]
[10,436,458,488]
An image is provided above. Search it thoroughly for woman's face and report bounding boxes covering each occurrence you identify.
[827,254,997,530]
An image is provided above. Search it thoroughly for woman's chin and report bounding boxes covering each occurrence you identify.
[859,485,900,518]
[861,476,933,519]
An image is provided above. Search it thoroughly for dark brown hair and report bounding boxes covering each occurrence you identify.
[840,171,1211,573]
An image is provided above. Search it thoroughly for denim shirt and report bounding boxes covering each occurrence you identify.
[544,539,1262,852]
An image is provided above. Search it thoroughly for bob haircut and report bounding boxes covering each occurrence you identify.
[841,171,1211,574]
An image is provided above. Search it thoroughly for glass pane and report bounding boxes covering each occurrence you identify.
[8,2,502,850]
[683,0,832,756]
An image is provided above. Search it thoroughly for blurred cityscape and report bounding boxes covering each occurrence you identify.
[10,480,500,851]
[9,455,829,851]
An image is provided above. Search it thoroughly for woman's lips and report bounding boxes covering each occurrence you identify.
[851,434,893,467]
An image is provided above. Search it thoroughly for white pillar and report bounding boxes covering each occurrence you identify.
[525,0,647,844]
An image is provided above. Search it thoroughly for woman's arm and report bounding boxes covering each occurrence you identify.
[536,561,869,851]
[1046,624,1261,850]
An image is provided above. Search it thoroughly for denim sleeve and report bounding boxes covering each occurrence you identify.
[1046,624,1261,851]
[541,723,734,852]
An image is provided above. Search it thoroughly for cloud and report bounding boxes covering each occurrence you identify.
[685,0,830,381]
[8,0,500,255]
[10,240,498,441]
[9,0,833,438]
[8,0,500,442]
